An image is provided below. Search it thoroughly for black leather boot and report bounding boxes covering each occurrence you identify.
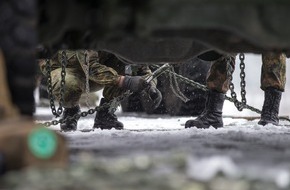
[60,105,80,131]
[93,98,124,130]
[258,87,282,126]
[185,90,224,129]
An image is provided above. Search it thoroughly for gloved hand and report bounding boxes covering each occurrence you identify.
[122,76,149,92]
[140,85,162,111]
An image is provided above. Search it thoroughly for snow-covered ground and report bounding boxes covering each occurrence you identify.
[35,106,290,189]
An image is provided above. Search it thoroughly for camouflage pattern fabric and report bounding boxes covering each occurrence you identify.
[97,51,155,101]
[261,53,286,92]
[206,55,235,93]
[39,50,154,107]
[206,53,286,93]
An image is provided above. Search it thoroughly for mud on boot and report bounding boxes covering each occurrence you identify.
[93,98,124,130]
[258,87,282,126]
[60,105,80,131]
[185,90,224,129]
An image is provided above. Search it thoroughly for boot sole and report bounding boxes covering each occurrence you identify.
[185,121,223,129]
[93,125,123,130]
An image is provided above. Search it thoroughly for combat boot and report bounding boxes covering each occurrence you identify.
[60,105,80,131]
[93,98,124,130]
[185,90,224,129]
[258,87,282,126]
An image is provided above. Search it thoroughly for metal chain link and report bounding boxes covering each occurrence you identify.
[45,51,67,117]
[239,53,247,104]
[58,51,68,115]
[228,54,246,111]
[41,90,133,127]
[42,106,96,127]
[84,50,91,108]
[45,59,58,117]
[168,66,190,102]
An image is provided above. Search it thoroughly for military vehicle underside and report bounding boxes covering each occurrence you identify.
[38,0,290,62]
[35,0,290,117]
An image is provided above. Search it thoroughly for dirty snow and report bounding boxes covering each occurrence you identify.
[36,107,290,188]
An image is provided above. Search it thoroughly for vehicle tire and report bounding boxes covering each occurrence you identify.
[0,0,37,116]
[120,93,144,113]
[162,58,211,116]
[141,75,168,115]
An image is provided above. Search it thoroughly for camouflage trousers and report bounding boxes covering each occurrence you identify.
[51,67,126,108]
[206,53,286,93]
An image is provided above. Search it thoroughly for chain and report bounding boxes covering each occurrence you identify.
[84,50,90,108]
[239,53,247,104]
[162,66,264,114]
[168,66,190,102]
[42,107,97,127]
[108,91,133,114]
[40,90,133,127]
[45,51,67,117]
[152,64,262,113]
[152,64,208,92]
[228,54,246,111]
[58,51,68,115]
[41,61,290,126]
[45,59,58,117]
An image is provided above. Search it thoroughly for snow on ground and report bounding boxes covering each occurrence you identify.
[35,107,290,188]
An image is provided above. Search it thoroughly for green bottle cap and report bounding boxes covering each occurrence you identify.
[28,127,57,159]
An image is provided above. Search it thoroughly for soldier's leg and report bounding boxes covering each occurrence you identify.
[51,68,86,107]
[185,55,236,129]
[89,56,125,130]
[93,85,126,130]
[51,68,85,131]
[258,52,286,126]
